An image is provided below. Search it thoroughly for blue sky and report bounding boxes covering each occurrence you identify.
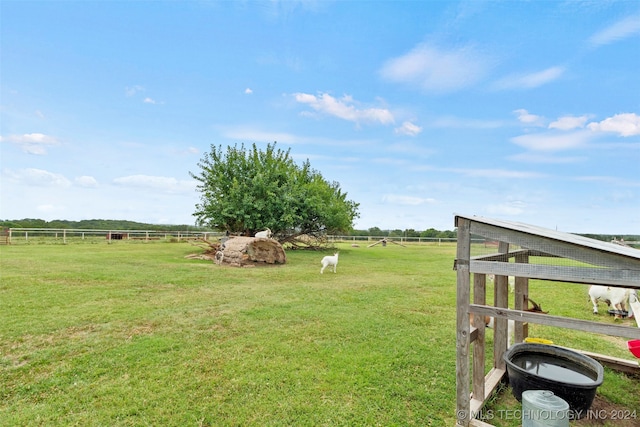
[1,1,639,233]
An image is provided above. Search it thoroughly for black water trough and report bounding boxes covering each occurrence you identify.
[504,343,603,418]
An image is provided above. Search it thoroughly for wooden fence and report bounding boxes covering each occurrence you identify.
[4,228,220,244]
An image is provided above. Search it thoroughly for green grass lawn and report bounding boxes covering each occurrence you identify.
[1,241,638,426]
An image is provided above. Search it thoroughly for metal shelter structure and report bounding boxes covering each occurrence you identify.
[454,214,640,427]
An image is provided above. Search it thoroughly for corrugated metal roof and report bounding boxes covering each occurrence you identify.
[454,214,640,261]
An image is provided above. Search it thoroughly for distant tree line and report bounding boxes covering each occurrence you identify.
[580,233,639,243]
[347,227,457,239]
[0,219,208,232]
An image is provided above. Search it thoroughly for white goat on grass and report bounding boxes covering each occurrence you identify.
[589,285,636,318]
[320,252,339,274]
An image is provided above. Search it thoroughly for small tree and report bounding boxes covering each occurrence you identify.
[404,228,420,238]
[190,142,359,245]
[420,228,439,238]
[368,227,384,237]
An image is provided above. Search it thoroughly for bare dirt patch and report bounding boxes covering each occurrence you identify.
[573,395,639,427]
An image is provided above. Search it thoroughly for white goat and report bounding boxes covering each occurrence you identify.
[254,228,272,239]
[589,285,635,317]
[320,252,339,274]
[625,290,636,317]
[487,274,515,293]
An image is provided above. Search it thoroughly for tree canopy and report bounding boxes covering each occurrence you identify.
[190,143,360,243]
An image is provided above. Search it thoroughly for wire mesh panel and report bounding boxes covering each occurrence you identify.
[463,217,640,287]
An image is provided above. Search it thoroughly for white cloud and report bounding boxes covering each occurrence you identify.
[126,86,161,104]
[394,121,422,136]
[293,92,394,125]
[113,175,197,194]
[1,132,60,155]
[549,115,588,131]
[588,15,640,47]
[75,176,98,187]
[511,131,591,152]
[125,85,144,97]
[494,66,565,90]
[3,168,71,187]
[21,133,54,143]
[513,109,545,127]
[245,87,253,94]
[509,152,586,164]
[587,113,640,137]
[382,194,436,206]
[380,43,492,93]
[510,113,638,162]
[294,93,316,104]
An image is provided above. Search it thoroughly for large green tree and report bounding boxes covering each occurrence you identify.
[190,143,360,243]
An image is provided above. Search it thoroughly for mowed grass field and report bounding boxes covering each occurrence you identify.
[1,241,638,426]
